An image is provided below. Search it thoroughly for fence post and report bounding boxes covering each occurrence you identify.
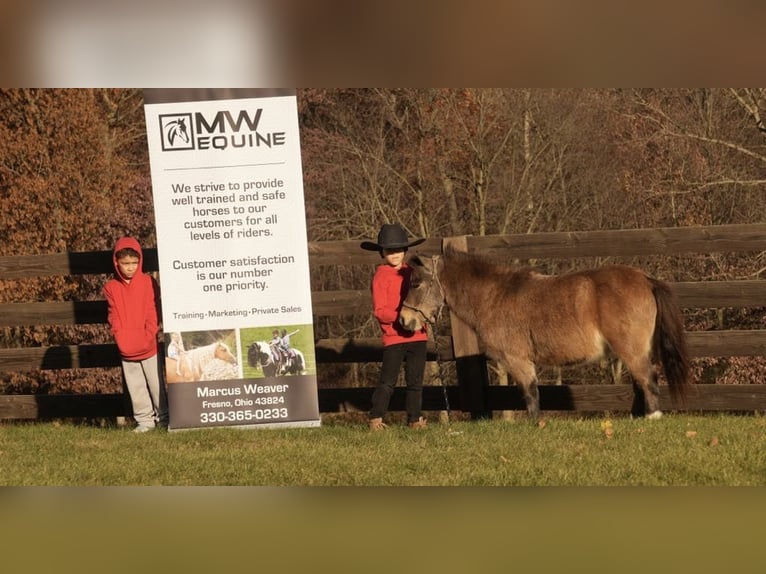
[442,236,491,419]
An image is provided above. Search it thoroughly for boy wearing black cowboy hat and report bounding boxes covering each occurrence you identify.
[361,224,428,431]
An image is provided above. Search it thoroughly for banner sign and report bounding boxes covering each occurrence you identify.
[143,89,319,431]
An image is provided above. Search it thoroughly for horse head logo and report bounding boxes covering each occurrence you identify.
[159,113,194,150]
[165,118,190,146]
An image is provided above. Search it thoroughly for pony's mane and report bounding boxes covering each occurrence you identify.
[443,245,499,275]
[442,245,537,280]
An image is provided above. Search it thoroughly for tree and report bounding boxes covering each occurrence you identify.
[0,89,151,394]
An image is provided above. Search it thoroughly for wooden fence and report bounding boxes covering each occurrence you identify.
[1,223,766,420]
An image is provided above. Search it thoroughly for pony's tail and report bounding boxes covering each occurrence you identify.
[651,277,691,403]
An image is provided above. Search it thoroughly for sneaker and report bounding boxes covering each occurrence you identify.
[408,417,427,430]
[369,417,388,431]
[133,424,155,433]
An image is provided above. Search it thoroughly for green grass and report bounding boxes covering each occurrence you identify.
[1,414,764,485]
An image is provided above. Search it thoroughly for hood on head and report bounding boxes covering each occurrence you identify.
[112,236,143,281]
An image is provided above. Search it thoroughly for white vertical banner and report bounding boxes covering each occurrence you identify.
[143,89,319,431]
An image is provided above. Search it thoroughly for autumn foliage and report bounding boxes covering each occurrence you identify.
[0,89,152,394]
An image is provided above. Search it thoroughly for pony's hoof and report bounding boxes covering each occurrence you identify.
[646,410,663,420]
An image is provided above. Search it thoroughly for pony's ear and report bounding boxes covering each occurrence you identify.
[408,255,424,267]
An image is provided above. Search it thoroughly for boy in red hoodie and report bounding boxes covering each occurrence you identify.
[361,224,429,431]
[103,237,168,432]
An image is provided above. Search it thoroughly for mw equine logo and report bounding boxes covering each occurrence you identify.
[160,114,194,151]
[158,108,287,152]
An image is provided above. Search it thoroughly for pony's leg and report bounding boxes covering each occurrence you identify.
[611,358,623,384]
[600,356,623,384]
[623,357,662,418]
[524,377,541,421]
[504,358,540,421]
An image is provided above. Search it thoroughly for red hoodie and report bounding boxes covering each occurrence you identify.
[372,262,428,347]
[103,237,160,361]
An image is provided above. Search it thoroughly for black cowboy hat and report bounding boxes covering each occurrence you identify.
[360,224,426,251]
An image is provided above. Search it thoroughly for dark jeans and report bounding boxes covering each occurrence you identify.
[369,341,427,424]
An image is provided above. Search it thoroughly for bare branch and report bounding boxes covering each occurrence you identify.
[729,88,766,134]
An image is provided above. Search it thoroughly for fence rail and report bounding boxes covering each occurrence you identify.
[2,223,766,420]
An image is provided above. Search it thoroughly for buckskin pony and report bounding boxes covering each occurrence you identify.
[399,247,691,420]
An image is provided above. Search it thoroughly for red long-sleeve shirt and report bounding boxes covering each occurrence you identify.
[371,262,428,347]
[103,237,160,361]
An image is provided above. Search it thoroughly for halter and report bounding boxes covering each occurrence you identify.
[401,255,452,423]
[401,255,446,325]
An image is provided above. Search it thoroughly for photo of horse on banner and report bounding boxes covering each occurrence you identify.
[247,340,306,377]
[241,324,316,379]
[165,330,240,383]
[398,247,691,420]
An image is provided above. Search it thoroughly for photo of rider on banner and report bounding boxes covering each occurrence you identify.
[241,323,315,379]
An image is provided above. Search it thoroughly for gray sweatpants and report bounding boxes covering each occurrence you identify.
[122,354,168,427]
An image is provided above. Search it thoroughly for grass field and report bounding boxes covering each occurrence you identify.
[2,413,764,486]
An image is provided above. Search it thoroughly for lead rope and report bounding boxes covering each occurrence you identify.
[430,315,452,424]
[425,257,451,425]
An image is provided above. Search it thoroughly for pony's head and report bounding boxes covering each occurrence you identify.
[214,342,238,364]
[399,254,445,332]
[247,341,271,368]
